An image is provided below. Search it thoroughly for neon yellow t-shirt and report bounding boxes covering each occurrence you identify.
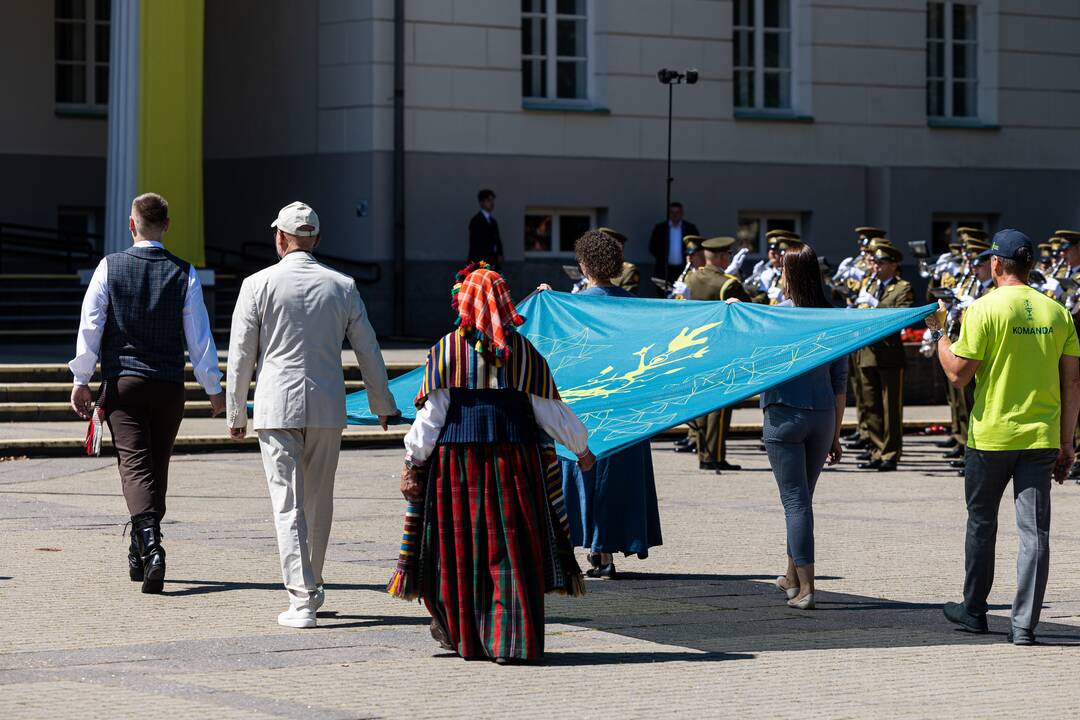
[951,284,1080,450]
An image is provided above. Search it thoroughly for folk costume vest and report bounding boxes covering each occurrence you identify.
[416,330,558,445]
[101,245,189,384]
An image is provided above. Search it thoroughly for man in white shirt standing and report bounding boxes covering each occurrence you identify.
[649,201,700,293]
[227,201,399,629]
[70,192,225,594]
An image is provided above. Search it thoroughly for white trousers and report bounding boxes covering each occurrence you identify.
[257,427,342,610]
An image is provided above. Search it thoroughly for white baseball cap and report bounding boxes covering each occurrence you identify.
[270,201,320,237]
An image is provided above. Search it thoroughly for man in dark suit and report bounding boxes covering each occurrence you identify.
[649,201,700,292]
[467,188,503,268]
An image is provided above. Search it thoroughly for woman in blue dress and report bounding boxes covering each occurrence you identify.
[556,230,662,578]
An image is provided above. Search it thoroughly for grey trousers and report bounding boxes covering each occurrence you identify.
[963,448,1057,631]
[763,405,835,567]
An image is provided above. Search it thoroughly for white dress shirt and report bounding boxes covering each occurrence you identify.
[69,240,223,394]
[404,389,589,464]
[668,222,684,266]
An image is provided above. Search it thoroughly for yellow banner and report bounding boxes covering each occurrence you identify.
[138,0,205,266]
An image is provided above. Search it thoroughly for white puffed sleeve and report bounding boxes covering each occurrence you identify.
[403,390,449,464]
[530,396,589,456]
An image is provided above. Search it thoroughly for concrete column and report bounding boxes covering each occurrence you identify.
[104,0,140,256]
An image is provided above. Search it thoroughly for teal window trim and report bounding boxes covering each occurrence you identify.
[522,100,610,114]
[734,109,813,123]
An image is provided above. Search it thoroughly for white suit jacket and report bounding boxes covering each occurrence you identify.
[226,251,398,430]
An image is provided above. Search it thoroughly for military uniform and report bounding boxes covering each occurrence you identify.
[687,236,752,472]
[942,230,988,452]
[598,227,641,295]
[855,242,913,470]
[1049,230,1080,472]
[845,228,889,451]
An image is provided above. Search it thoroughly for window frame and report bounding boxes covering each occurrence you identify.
[927,0,979,120]
[737,211,803,255]
[55,0,110,115]
[930,214,993,255]
[523,207,598,258]
[521,0,594,107]
[733,0,796,114]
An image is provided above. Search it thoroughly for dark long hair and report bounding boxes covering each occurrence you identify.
[782,244,833,309]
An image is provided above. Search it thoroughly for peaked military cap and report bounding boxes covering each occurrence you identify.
[682,234,705,253]
[872,244,903,262]
[597,227,627,244]
[957,227,988,242]
[855,226,888,239]
[701,236,736,251]
[1054,229,1080,249]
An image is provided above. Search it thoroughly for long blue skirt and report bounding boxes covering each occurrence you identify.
[560,440,662,559]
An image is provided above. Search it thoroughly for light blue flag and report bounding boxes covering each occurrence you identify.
[346,292,935,460]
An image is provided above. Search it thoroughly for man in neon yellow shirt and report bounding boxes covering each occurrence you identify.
[926,229,1080,645]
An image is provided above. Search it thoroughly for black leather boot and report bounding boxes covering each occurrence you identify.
[132,512,166,594]
[127,522,143,582]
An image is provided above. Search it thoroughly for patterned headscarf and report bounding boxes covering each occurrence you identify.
[451,263,524,359]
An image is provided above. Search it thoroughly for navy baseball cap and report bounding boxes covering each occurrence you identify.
[978,229,1033,260]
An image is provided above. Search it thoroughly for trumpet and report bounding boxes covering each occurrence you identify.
[668,257,694,299]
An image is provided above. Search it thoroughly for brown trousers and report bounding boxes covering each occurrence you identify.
[695,408,733,466]
[859,365,904,463]
[105,376,186,517]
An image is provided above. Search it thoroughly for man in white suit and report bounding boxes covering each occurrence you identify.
[227,201,399,628]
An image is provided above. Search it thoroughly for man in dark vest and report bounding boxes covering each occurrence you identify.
[70,192,225,593]
[467,188,503,267]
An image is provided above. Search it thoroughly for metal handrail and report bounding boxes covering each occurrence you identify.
[239,241,381,284]
[0,222,99,273]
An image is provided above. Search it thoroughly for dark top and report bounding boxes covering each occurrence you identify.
[437,388,537,444]
[760,357,849,412]
[648,220,700,266]
[467,211,503,266]
[101,245,189,384]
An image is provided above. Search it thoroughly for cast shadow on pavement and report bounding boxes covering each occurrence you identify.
[547,572,1080,654]
[162,579,386,597]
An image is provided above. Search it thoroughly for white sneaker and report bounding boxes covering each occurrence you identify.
[311,587,325,611]
[278,607,317,629]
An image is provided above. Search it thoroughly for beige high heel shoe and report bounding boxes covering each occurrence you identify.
[775,575,799,600]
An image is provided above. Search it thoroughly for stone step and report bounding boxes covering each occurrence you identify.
[0,409,953,458]
[0,380,368,402]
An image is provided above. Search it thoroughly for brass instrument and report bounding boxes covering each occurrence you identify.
[668,257,693,299]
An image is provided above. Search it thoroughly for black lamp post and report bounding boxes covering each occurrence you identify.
[657,68,699,282]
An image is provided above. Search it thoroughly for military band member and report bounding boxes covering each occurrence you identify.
[672,234,707,453]
[845,228,888,451]
[686,236,752,473]
[1050,230,1080,478]
[1037,242,1053,275]
[749,233,783,304]
[854,242,913,471]
[598,227,640,295]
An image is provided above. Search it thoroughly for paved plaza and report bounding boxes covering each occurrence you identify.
[3,436,1080,719]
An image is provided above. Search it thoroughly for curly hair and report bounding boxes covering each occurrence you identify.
[575,230,623,281]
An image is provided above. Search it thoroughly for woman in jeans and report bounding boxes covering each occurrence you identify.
[754,244,846,609]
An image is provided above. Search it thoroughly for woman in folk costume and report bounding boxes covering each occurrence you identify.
[556,231,662,578]
[398,263,595,665]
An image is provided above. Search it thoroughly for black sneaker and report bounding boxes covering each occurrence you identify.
[943,601,988,633]
[1007,627,1035,646]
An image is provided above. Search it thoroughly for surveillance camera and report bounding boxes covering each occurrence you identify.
[656,68,678,84]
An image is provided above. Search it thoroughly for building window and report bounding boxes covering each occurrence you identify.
[931,215,990,255]
[737,212,801,254]
[927,1,977,119]
[733,0,792,111]
[525,208,596,256]
[522,0,590,103]
[58,206,106,255]
[55,0,110,112]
